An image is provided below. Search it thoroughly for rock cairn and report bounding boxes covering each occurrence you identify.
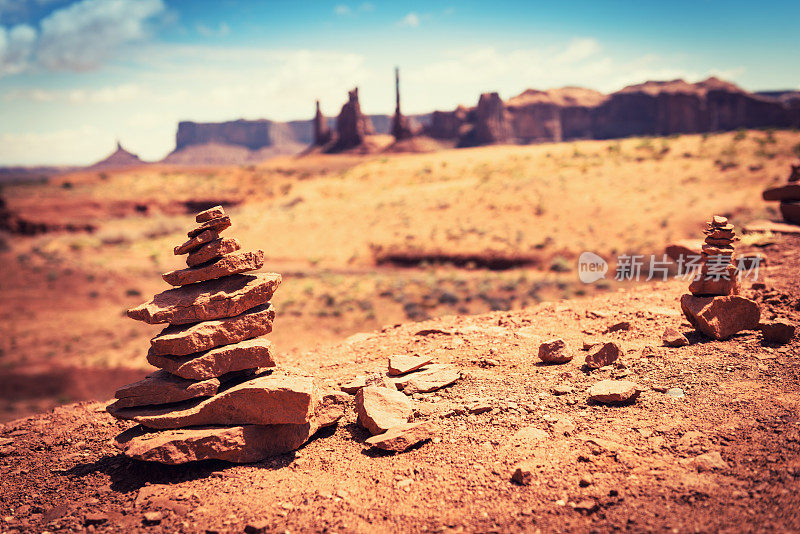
[763,164,800,225]
[108,206,347,464]
[687,215,739,297]
[680,215,760,340]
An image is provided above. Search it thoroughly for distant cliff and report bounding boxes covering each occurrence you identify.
[425,77,800,145]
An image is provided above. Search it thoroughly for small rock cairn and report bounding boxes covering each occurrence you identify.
[680,215,760,340]
[108,206,347,464]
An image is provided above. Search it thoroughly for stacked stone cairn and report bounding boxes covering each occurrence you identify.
[680,215,760,340]
[108,206,348,464]
[762,163,800,225]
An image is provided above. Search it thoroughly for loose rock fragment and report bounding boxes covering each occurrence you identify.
[588,380,641,405]
[680,451,729,472]
[511,461,536,485]
[400,366,461,394]
[364,421,437,452]
[662,327,689,347]
[680,295,760,340]
[584,342,622,369]
[150,304,275,356]
[605,321,631,333]
[355,386,413,435]
[538,338,573,364]
[759,320,795,344]
[388,354,433,376]
[340,375,367,394]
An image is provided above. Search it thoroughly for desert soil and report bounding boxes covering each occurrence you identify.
[0,232,798,532]
[0,130,799,532]
[1,130,798,421]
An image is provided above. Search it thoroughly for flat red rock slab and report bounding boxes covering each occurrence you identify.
[108,374,316,429]
[149,303,274,356]
[588,379,641,405]
[584,342,622,369]
[780,201,800,225]
[187,237,241,267]
[163,250,264,286]
[680,294,760,340]
[187,216,231,238]
[387,354,433,376]
[365,421,438,452]
[355,386,412,435]
[758,321,795,344]
[763,184,800,202]
[147,338,276,380]
[109,369,251,409]
[174,229,219,255]
[128,273,280,325]
[397,365,461,394]
[114,390,349,464]
[688,263,739,297]
[196,205,225,223]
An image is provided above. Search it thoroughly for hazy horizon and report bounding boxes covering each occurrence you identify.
[1,0,799,166]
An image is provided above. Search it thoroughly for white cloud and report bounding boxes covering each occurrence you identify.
[6,83,144,103]
[555,37,601,64]
[399,12,419,27]
[0,23,36,75]
[358,3,374,12]
[196,22,229,38]
[36,0,165,71]
[0,0,165,75]
[334,4,350,15]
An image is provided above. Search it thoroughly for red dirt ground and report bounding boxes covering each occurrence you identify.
[0,235,798,533]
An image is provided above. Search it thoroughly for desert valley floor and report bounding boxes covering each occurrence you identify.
[0,130,799,532]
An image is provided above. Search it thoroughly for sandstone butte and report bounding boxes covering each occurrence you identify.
[128,273,281,325]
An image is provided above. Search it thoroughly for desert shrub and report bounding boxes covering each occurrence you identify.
[733,129,747,141]
[549,256,571,273]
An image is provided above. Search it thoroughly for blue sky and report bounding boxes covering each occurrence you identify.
[0,0,798,165]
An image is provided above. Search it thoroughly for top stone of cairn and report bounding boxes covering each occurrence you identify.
[196,205,225,223]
